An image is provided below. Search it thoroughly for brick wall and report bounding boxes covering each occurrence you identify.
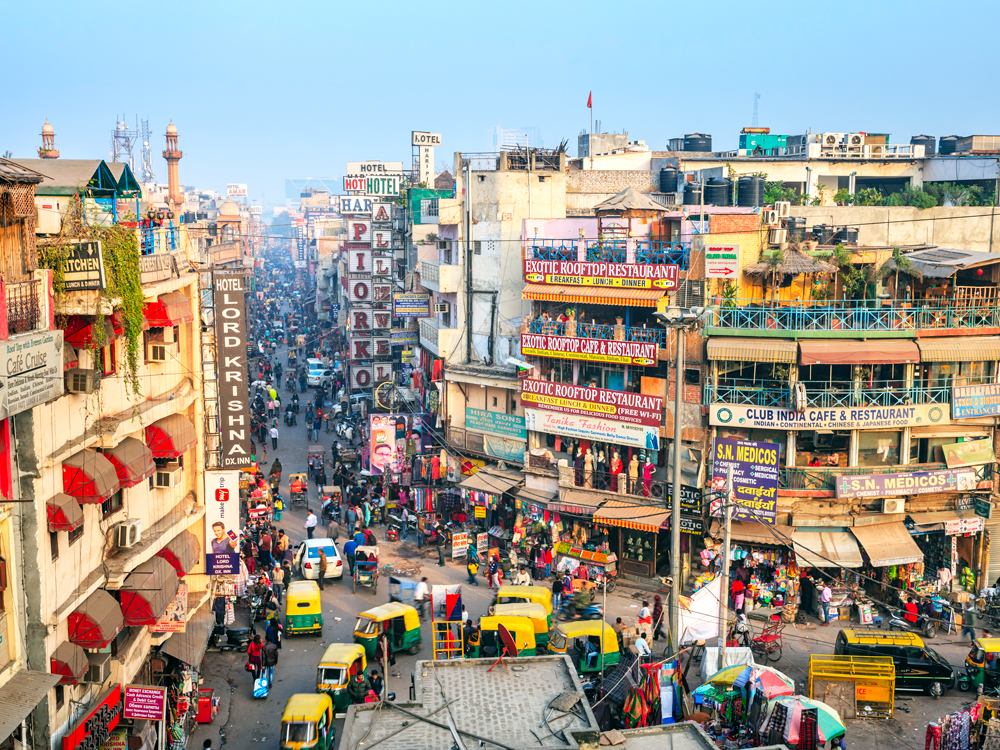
[566,170,658,194]
[709,213,760,234]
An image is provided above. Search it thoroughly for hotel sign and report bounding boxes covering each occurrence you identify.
[213,271,253,468]
[521,333,657,366]
[519,378,663,427]
[524,259,678,290]
[710,404,948,430]
[836,468,979,500]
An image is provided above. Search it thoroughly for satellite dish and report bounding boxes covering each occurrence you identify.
[497,622,519,658]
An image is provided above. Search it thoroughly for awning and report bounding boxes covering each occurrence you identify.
[118,557,180,626]
[145,414,197,459]
[63,316,116,349]
[917,337,1000,362]
[721,521,796,546]
[552,489,614,516]
[907,509,981,533]
[50,641,88,685]
[159,609,215,666]
[457,469,523,495]
[156,530,201,578]
[68,590,123,648]
[105,437,155,488]
[521,283,665,307]
[62,449,121,503]
[144,291,194,327]
[0,671,62,742]
[790,530,863,568]
[799,340,920,366]
[63,342,78,371]
[594,500,670,532]
[850,522,924,567]
[515,487,557,506]
[707,338,798,364]
[46,493,84,532]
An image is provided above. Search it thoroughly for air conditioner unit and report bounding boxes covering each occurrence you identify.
[434,302,450,314]
[436,240,449,250]
[85,652,112,684]
[845,133,864,149]
[65,368,101,395]
[769,228,787,245]
[155,463,183,488]
[775,201,791,218]
[821,133,845,147]
[880,498,904,515]
[792,382,807,412]
[762,209,779,226]
[116,519,142,549]
[147,342,177,363]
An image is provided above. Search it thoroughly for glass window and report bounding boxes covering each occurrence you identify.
[857,430,902,466]
[102,490,123,518]
[925,361,991,388]
[283,723,315,744]
[622,529,655,562]
[355,617,378,635]
[50,531,59,560]
[318,667,345,685]
[68,524,84,545]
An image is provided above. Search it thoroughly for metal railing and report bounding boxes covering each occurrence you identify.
[706,379,952,408]
[5,279,41,335]
[421,260,440,285]
[530,240,576,262]
[140,225,179,255]
[460,153,499,172]
[447,426,484,454]
[526,318,666,347]
[779,462,994,491]
[419,318,440,347]
[635,240,688,269]
[585,240,627,263]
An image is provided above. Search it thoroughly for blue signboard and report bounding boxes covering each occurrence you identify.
[953,383,1000,419]
[466,407,526,440]
[710,438,780,525]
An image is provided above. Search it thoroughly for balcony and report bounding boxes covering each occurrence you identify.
[5,279,43,335]
[780,462,993,491]
[419,317,460,358]
[708,297,1000,338]
[524,318,666,347]
[529,239,689,269]
[420,260,462,294]
[139,224,179,255]
[706,379,952,408]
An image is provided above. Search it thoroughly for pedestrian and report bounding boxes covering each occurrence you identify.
[258,531,272,568]
[612,617,627,655]
[317,548,328,590]
[819,581,833,626]
[272,563,285,604]
[247,634,264,680]
[414,576,429,620]
[347,504,357,534]
[963,601,978,643]
[327,517,340,542]
[435,522,446,567]
[514,567,531,585]
[344,536,357,576]
[635,631,652,663]
[552,574,564,610]
[369,669,384,700]
[489,556,501,590]
[467,556,480,586]
[638,601,652,629]
[347,673,372,705]
[544,546,553,580]
[417,513,426,549]
[262,638,279,686]
[652,596,665,642]
[400,506,409,541]
[305,509,317,539]
[203,740,213,750]
[273,495,283,522]
[276,529,290,556]
[269,424,279,450]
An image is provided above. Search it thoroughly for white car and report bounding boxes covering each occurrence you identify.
[292,539,344,580]
[307,368,333,388]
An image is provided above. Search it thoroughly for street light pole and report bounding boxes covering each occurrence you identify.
[670,323,683,650]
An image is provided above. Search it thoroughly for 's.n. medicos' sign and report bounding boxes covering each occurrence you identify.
[521,333,657,366]
[710,438,780,525]
[710,404,948,430]
[836,468,978,499]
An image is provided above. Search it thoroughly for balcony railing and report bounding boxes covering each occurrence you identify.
[6,279,42,335]
[529,239,689,269]
[531,240,578,262]
[779,462,994,491]
[526,318,666,347]
[709,299,1000,334]
[139,225,178,256]
[421,260,440,285]
[460,153,499,172]
[706,379,952,408]
[585,240,627,263]
[634,240,688,269]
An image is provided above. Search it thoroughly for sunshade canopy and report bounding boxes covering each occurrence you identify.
[68,589,123,648]
[550,489,606,516]
[917,336,1000,362]
[791,530,863,568]
[46,493,83,532]
[145,414,197,459]
[118,557,180,626]
[63,449,121,503]
[63,342,78,371]
[722,521,796,547]
[0,670,62,742]
[144,291,194,327]
[522,283,665,307]
[799,340,920,366]
[850,522,924,567]
[62,316,116,349]
[159,609,214,666]
[707,338,798,364]
[515,487,557,505]
[457,468,523,495]
[105,437,155,488]
[50,641,88,685]
[594,500,669,532]
[156,530,201,578]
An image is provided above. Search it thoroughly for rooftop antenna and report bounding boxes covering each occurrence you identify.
[111,115,139,169]
[139,117,156,185]
[752,92,761,128]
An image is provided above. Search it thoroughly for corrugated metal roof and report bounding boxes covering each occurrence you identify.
[0,158,46,184]
[0,670,62,741]
[886,247,1000,279]
[593,187,667,214]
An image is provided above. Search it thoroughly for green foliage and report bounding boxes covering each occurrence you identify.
[763,181,802,205]
[852,187,884,206]
[833,188,852,206]
[885,186,937,209]
[100,225,144,399]
[923,182,996,207]
[761,246,786,304]
[37,243,72,295]
[721,281,737,309]
[810,188,825,206]
[830,243,865,300]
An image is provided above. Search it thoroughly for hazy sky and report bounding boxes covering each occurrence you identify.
[4,0,998,207]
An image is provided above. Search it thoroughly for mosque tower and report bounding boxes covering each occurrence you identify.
[162,120,183,214]
[39,118,59,158]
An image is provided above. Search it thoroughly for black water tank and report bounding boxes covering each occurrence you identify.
[684,133,712,152]
[786,217,807,242]
[939,135,959,155]
[910,135,936,156]
[811,224,834,244]
[683,182,702,205]
[659,167,679,193]
[706,178,732,206]
[843,226,860,245]
[737,176,765,206]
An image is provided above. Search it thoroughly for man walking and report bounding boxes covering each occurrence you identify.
[435,519,446,567]
[417,513,426,549]
[414,576,429,620]
[963,601,978,643]
[269,424,279,450]
[271,562,285,604]
[262,638,279,687]
[819,580,833,626]
[327,517,340,542]
[304,509,317,539]
[652,596,665,642]
[317,548,328,590]
[400,506,409,541]
[344,536,357,576]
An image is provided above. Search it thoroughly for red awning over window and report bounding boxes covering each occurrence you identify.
[51,641,88,685]
[46,493,84,532]
[63,317,116,349]
[63,342,78,371]
[156,530,201,578]
[63,450,121,504]
[105,437,155,488]
[118,558,180,626]
[68,590,123,649]
[145,414,197,459]
[144,291,193,328]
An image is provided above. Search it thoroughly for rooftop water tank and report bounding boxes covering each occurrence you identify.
[705,178,732,206]
[736,176,765,207]
[683,133,712,152]
[910,135,936,156]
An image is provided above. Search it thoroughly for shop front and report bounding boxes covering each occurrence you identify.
[709,521,801,612]
[592,501,670,579]
[906,508,986,592]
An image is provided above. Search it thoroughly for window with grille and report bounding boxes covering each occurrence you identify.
[473,241,482,255]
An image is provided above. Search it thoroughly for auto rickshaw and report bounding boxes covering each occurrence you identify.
[280,693,335,750]
[285,580,323,635]
[493,602,550,648]
[354,602,421,657]
[468,615,537,658]
[289,473,308,507]
[548,620,620,674]
[963,637,1000,693]
[388,576,417,605]
[308,446,325,480]
[492,585,554,627]
[316,643,366,712]
[353,545,379,594]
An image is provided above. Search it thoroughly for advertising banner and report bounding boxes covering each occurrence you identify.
[953,383,1000,419]
[483,434,527,463]
[153,582,187,633]
[205,470,241,574]
[465,407,526,439]
[524,407,660,450]
[62,241,106,291]
[836,467,979,499]
[710,438,780,525]
[122,685,167,721]
[710,403,948,431]
[213,271,253,467]
[0,330,64,421]
[391,329,419,346]
[704,245,740,280]
[452,532,468,558]
[369,414,428,475]
[523,259,679,290]
[519,378,663,427]
[664,484,704,513]
[942,438,995,468]
[521,333,657,366]
[393,293,431,318]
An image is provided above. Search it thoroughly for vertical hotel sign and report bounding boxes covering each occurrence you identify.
[214,271,252,467]
[205,470,241,574]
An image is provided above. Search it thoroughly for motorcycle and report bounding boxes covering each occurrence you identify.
[208,624,251,652]
[883,603,936,639]
[291,394,299,413]
[335,419,355,444]
[557,598,604,622]
[284,406,296,427]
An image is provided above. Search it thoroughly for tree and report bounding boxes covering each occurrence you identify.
[877,246,922,301]
[761,247,786,306]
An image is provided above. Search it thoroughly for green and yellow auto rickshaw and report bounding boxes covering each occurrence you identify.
[548,620,620,674]
[353,602,421,658]
[467,615,538,659]
[280,694,335,750]
[285,580,323,635]
[316,643,366,712]
[492,602,550,649]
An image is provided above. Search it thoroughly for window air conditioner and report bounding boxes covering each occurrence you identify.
[147,342,176,362]
[65,368,101,395]
[85,652,113,684]
[155,463,183,488]
[437,240,449,250]
[116,519,142,549]
[881,498,904,515]
[434,302,450,314]
[769,228,787,245]
[775,201,791,218]
[762,210,779,226]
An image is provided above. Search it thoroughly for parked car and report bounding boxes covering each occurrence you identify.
[293,539,344,581]
[834,629,954,696]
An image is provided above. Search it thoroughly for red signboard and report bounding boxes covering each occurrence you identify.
[520,333,657,366]
[62,684,122,750]
[524,259,678,290]
[520,378,663,426]
[122,685,167,721]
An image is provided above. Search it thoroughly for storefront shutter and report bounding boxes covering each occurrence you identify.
[987,520,1000,587]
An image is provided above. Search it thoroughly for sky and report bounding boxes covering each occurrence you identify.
[3,0,998,209]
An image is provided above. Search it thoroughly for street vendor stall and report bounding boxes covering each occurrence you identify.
[553,542,618,591]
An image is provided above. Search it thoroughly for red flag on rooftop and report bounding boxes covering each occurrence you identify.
[587,92,592,108]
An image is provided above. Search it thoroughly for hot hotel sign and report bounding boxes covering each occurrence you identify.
[523,259,679,290]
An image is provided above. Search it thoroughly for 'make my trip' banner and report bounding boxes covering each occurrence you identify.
[521,333,657,366]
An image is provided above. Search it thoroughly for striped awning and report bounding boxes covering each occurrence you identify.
[917,336,1000,362]
[522,284,665,307]
[593,500,669,532]
[707,338,798,364]
[550,489,607,516]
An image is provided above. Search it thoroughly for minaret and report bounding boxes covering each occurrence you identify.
[39,118,59,158]
[162,120,183,214]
